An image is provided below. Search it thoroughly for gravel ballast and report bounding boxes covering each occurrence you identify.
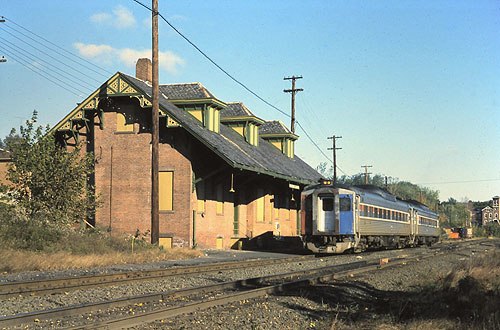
[1,239,497,329]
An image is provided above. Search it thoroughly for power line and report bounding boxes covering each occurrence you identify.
[131,0,290,118]
[0,44,90,95]
[1,16,112,77]
[418,178,500,185]
[0,47,85,97]
[0,35,95,92]
[131,0,342,171]
[0,26,103,85]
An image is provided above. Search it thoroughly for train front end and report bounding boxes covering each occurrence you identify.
[301,181,357,253]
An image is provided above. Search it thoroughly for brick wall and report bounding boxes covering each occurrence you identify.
[93,97,193,246]
[84,96,303,249]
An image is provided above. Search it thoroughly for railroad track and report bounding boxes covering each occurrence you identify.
[0,239,486,329]
[0,254,314,298]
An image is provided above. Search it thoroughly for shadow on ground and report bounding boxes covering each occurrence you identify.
[278,276,500,329]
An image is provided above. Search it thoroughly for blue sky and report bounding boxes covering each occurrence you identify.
[0,0,499,202]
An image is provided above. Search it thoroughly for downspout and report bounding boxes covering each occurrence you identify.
[109,145,113,234]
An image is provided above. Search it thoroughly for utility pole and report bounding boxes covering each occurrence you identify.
[361,165,373,184]
[327,135,342,185]
[151,0,160,245]
[0,18,5,63]
[283,75,303,133]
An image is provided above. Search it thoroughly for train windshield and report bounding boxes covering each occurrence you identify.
[322,198,334,211]
[339,196,352,212]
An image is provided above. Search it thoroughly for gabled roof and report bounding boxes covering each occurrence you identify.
[50,72,320,184]
[260,121,291,135]
[220,102,265,125]
[121,73,320,184]
[260,120,299,140]
[159,82,216,100]
[221,102,254,117]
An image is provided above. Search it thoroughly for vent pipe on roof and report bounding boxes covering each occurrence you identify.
[136,58,153,83]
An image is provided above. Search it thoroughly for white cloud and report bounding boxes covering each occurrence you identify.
[73,43,185,75]
[74,43,115,65]
[90,12,111,24]
[113,6,136,29]
[90,5,136,29]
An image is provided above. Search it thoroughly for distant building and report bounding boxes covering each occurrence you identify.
[0,149,11,187]
[482,196,499,225]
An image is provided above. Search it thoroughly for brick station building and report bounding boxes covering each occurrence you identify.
[50,59,321,249]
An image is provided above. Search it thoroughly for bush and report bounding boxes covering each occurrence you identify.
[474,223,500,238]
[0,204,63,251]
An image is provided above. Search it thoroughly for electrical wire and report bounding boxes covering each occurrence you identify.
[418,178,500,185]
[130,0,339,169]
[0,35,96,92]
[2,16,113,77]
[0,25,102,85]
[0,46,86,97]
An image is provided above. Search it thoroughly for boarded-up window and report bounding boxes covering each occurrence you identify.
[159,171,173,211]
[216,183,224,215]
[116,112,134,132]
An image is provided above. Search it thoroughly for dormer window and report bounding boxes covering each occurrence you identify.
[159,82,225,133]
[260,121,298,158]
[220,102,264,147]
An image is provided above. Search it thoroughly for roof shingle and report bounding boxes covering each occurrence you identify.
[159,83,216,100]
[123,73,321,184]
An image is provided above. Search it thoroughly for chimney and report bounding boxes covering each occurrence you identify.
[136,58,152,83]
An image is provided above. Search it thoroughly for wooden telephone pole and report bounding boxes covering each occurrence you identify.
[0,18,6,63]
[327,135,342,185]
[283,75,303,133]
[151,0,160,244]
[361,165,373,184]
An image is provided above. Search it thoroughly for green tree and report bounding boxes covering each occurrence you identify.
[3,111,97,226]
[439,198,470,228]
[315,162,333,179]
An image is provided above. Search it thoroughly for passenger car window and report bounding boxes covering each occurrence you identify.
[339,197,351,211]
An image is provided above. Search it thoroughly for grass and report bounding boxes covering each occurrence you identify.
[0,206,203,273]
[0,247,203,273]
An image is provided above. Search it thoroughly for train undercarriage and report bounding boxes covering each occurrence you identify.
[304,234,439,254]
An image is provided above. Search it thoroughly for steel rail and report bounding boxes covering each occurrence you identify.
[0,260,370,328]
[0,249,446,329]
[86,252,442,329]
[0,255,314,298]
[0,240,483,329]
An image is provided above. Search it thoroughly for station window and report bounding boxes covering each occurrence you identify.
[116,112,134,132]
[159,171,173,211]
